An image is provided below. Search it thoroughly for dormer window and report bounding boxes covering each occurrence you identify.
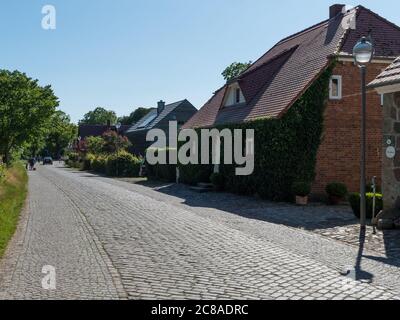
[235,88,241,104]
[223,83,245,107]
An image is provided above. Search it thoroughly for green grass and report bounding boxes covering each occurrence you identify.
[0,162,28,257]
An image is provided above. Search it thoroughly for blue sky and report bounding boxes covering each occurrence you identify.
[0,0,399,123]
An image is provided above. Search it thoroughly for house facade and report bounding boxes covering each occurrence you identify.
[126,99,197,156]
[369,56,400,222]
[183,4,400,195]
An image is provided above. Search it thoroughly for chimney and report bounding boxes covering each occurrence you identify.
[157,100,165,114]
[329,4,345,19]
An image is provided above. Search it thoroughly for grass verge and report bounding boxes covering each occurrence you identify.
[0,162,28,258]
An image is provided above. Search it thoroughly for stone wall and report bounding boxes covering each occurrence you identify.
[382,92,400,210]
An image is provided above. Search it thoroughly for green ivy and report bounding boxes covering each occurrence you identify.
[179,66,333,201]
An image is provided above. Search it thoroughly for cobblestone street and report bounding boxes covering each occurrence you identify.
[0,164,399,300]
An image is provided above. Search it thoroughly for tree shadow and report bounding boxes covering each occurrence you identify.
[133,180,357,232]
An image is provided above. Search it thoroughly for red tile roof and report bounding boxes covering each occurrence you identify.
[368,57,400,88]
[184,5,400,129]
[78,125,131,140]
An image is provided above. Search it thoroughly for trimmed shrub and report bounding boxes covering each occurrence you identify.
[146,148,177,182]
[291,181,311,197]
[349,192,383,219]
[91,155,107,174]
[366,183,382,193]
[106,151,141,177]
[326,182,348,198]
[83,153,96,171]
[155,164,176,182]
[210,172,225,191]
[179,164,212,185]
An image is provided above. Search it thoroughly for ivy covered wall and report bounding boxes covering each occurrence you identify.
[178,66,333,201]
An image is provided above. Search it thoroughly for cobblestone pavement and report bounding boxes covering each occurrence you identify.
[0,164,399,300]
[119,179,400,257]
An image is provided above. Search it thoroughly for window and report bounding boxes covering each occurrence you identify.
[329,75,342,100]
[138,113,157,128]
[223,83,245,107]
[235,88,241,104]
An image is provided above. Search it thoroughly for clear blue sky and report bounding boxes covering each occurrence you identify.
[0,0,398,123]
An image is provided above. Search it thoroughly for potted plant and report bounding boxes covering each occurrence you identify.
[210,172,225,192]
[292,182,311,205]
[326,182,348,205]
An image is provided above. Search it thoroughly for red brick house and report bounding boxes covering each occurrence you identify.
[183,4,400,195]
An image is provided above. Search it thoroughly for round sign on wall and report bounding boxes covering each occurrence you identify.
[386,146,396,159]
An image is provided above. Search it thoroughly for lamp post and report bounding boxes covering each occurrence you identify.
[353,36,374,229]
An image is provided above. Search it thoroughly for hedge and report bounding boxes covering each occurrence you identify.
[349,193,383,219]
[146,148,177,182]
[66,151,142,178]
[91,155,107,174]
[105,151,141,177]
[177,66,333,200]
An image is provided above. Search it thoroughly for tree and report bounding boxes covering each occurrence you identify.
[42,111,77,158]
[79,107,117,125]
[102,130,131,153]
[118,107,152,125]
[85,136,104,154]
[0,70,59,164]
[221,61,252,82]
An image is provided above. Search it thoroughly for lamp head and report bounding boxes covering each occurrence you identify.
[353,36,374,66]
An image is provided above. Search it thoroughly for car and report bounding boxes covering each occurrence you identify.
[43,157,53,165]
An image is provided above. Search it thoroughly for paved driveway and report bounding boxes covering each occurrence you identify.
[0,164,398,300]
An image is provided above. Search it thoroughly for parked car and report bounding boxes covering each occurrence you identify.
[43,157,53,165]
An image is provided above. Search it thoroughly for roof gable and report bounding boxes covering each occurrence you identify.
[78,125,130,139]
[369,56,400,89]
[184,5,400,129]
[341,7,400,57]
[126,100,194,133]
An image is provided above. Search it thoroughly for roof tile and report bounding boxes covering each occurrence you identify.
[184,6,400,128]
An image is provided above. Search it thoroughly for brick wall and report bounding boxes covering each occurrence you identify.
[313,60,389,195]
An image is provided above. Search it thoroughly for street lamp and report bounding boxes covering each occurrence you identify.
[353,36,374,229]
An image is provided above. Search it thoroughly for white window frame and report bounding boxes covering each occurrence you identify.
[329,75,342,100]
[222,83,246,107]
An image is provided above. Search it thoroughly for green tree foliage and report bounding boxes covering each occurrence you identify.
[85,136,105,154]
[0,70,59,164]
[221,61,252,82]
[101,130,131,154]
[42,111,77,158]
[118,107,153,125]
[79,107,117,125]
